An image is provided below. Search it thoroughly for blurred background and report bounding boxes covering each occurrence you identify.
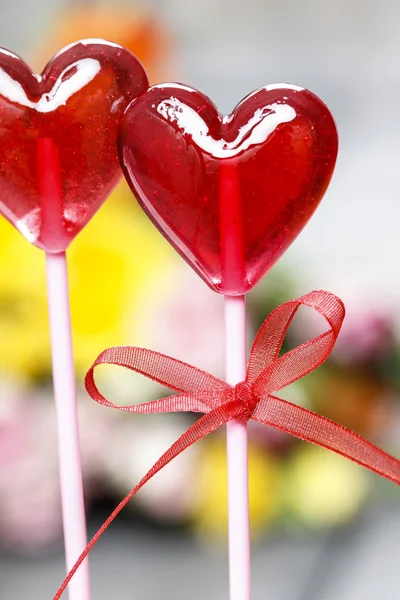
[1,0,400,599]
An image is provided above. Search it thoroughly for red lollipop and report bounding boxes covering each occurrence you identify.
[0,39,148,251]
[0,40,148,600]
[119,83,338,295]
[118,82,338,600]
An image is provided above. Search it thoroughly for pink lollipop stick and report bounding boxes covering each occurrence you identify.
[46,252,90,600]
[38,138,90,600]
[225,295,250,600]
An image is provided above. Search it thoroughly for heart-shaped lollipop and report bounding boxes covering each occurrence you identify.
[119,83,338,295]
[0,39,148,252]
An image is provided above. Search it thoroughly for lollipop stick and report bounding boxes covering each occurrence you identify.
[46,253,91,600]
[38,139,91,600]
[225,295,250,600]
[220,162,251,600]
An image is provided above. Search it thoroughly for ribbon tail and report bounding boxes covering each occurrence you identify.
[253,396,400,484]
[53,400,242,600]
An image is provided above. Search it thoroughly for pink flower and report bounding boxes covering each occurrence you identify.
[333,310,395,365]
[288,300,396,366]
[0,383,62,552]
[0,382,116,553]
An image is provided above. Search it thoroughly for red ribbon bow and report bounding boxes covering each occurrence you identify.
[54,290,400,599]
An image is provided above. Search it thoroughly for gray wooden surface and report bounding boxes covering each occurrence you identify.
[1,503,399,599]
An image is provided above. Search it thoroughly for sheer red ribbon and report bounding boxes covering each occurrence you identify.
[54,290,400,599]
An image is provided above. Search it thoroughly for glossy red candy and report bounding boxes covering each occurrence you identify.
[119,84,338,295]
[0,40,148,252]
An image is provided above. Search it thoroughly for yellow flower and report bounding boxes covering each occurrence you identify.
[284,444,369,528]
[0,219,49,380]
[0,182,175,381]
[68,182,175,376]
[192,436,280,542]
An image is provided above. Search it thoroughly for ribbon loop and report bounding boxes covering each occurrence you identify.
[250,290,345,396]
[86,346,230,398]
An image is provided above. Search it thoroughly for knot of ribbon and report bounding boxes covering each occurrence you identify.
[235,381,257,420]
[54,290,400,600]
